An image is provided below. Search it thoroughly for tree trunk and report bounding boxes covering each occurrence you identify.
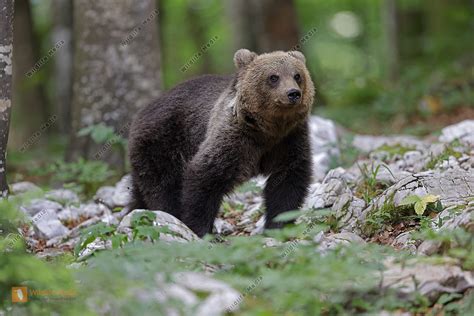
[10,0,49,151]
[68,0,162,169]
[0,0,15,197]
[52,0,73,134]
[382,0,399,81]
[227,0,299,53]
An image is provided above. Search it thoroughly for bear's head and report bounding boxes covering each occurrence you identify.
[233,49,315,137]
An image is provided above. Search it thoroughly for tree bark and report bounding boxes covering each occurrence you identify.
[52,0,73,134]
[10,0,49,151]
[382,0,399,81]
[0,0,14,197]
[68,0,162,168]
[227,0,299,53]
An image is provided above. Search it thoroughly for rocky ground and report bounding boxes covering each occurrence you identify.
[8,117,474,315]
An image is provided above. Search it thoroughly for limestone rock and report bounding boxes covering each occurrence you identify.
[118,210,200,242]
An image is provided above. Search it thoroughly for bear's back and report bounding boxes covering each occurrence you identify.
[129,74,234,160]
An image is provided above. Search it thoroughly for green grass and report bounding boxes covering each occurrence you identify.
[425,144,463,170]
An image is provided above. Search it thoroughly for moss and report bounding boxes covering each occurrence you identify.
[374,144,416,160]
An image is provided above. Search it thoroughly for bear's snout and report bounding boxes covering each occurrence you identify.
[287,88,301,104]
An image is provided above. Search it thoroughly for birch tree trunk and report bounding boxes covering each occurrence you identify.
[68,0,162,168]
[0,0,14,197]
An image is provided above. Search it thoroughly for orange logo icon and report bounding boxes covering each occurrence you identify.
[12,287,28,303]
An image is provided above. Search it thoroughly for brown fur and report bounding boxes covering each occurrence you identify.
[128,49,315,237]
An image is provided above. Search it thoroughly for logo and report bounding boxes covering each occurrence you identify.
[12,287,28,303]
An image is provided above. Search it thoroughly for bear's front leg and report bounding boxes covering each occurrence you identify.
[262,123,312,229]
[180,138,249,237]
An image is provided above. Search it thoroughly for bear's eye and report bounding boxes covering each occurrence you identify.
[269,75,279,83]
[294,73,301,82]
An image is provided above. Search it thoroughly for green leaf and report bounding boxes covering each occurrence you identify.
[399,195,421,206]
[422,194,439,203]
[414,200,427,215]
[131,211,157,227]
[274,210,301,222]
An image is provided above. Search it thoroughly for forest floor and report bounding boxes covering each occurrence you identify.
[2,117,474,315]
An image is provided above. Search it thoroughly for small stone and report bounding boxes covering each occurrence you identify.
[250,216,265,235]
[172,272,241,316]
[118,210,200,242]
[11,181,41,195]
[439,120,474,146]
[316,232,365,254]
[112,175,132,207]
[309,116,340,181]
[213,218,235,235]
[262,237,281,247]
[403,151,423,166]
[417,240,442,256]
[392,231,417,253]
[21,199,62,217]
[304,178,349,210]
[45,189,80,205]
[382,259,474,303]
[77,238,111,261]
[33,210,69,239]
[94,186,116,208]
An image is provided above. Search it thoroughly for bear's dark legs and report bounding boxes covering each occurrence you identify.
[263,165,311,228]
[130,145,184,219]
[262,124,312,229]
[180,140,246,237]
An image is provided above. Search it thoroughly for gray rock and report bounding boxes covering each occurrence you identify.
[33,210,70,240]
[112,175,132,207]
[213,218,235,235]
[58,203,108,222]
[304,178,349,210]
[118,210,200,242]
[172,272,241,316]
[403,151,424,166]
[250,216,265,235]
[392,231,417,254]
[45,189,79,205]
[21,198,62,217]
[332,193,366,233]
[382,259,474,303]
[94,186,116,208]
[144,272,241,316]
[315,232,365,254]
[360,168,474,232]
[262,237,282,247]
[436,205,473,231]
[309,116,340,181]
[11,181,41,195]
[324,167,358,184]
[439,120,474,146]
[352,135,427,153]
[417,240,442,256]
[36,248,67,260]
[428,143,446,158]
[77,238,111,261]
[78,202,109,218]
[57,207,78,222]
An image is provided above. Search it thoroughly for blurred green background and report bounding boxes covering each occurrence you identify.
[8,0,474,185]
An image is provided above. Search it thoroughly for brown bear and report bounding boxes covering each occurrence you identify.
[128,49,315,237]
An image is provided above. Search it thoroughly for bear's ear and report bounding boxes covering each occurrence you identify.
[288,51,306,64]
[234,49,257,70]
